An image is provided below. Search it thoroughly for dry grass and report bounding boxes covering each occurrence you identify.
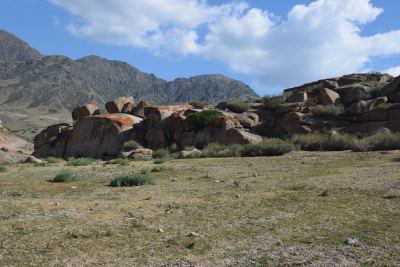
[0,151,399,266]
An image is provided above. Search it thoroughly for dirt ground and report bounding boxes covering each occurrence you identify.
[0,151,399,266]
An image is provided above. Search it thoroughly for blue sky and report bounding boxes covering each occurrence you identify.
[1,0,400,95]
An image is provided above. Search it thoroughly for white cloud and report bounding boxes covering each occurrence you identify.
[384,66,400,77]
[50,0,400,93]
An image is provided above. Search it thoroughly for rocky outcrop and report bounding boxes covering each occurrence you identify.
[105,96,135,114]
[72,103,100,121]
[319,88,339,105]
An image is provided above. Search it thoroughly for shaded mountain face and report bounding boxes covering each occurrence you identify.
[0,30,258,115]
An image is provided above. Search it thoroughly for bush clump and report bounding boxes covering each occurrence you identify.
[46,157,64,164]
[313,104,344,117]
[355,131,400,151]
[189,101,208,109]
[67,157,96,166]
[115,158,130,166]
[122,140,141,151]
[51,170,76,182]
[201,143,239,158]
[186,109,223,132]
[239,139,294,157]
[151,166,173,172]
[292,133,355,151]
[262,95,284,110]
[0,165,7,172]
[225,99,250,113]
[153,156,172,164]
[109,173,154,187]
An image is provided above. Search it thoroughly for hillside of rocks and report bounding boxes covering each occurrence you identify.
[33,72,400,159]
[0,29,257,116]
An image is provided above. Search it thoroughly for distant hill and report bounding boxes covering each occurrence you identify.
[0,30,257,115]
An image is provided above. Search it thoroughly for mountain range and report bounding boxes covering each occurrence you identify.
[0,29,257,115]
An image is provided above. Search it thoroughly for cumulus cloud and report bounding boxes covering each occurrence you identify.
[50,0,400,93]
[384,66,400,77]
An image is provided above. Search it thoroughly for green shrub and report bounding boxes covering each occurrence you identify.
[34,162,48,167]
[239,139,294,157]
[122,140,141,151]
[153,156,172,164]
[109,173,154,187]
[151,166,173,172]
[355,131,400,151]
[115,158,130,166]
[262,95,284,110]
[313,104,344,117]
[0,165,7,172]
[51,170,76,182]
[186,109,223,132]
[292,133,355,151]
[189,101,208,109]
[67,157,96,166]
[46,157,64,163]
[153,148,170,159]
[225,99,250,113]
[201,143,240,158]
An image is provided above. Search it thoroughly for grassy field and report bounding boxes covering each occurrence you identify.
[0,151,399,266]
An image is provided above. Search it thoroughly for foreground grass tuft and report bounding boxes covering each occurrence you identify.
[51,170,76,183]
[151,166,173,172]
[46,157,64,163]
[0,165,7,172]
[240,139,294,156]
[122,140,141,151]
[115,158,130,166]
[67,157,96,166]
[109,173,154,187]
[153,156,172,164]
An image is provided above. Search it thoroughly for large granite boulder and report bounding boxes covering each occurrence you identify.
[234,112,259,128]
[64,114,142,159]
[72,103,100,121]
[144,104,193,122]
[105,96,135,114]
[319,88,339,105]
[131,101,149,118]
[286,91,307,103]
[33,123,73,158]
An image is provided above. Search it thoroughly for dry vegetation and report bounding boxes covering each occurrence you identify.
[0,151,400,266]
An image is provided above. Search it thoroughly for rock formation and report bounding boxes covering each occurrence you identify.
[33,72,400,159]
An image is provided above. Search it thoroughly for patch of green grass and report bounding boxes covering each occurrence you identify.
[186,109,223,132]
[151,166,173,172]
[153,148,170,159]
[115,158,130,166]
[313,104,344,117]
[292,133,356,151]
[153,156,172,164]
[34,162,48,167]
[67,157,96,166]
[0,165,7,172]
[239,139,294,157]
[109,173,154,187]
[51,170,76,183]
[355,131,400,151]
[46,157,64,163]
[122,140,141,151]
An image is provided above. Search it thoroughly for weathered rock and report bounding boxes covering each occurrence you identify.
[34,123,71,150]
[64,114,142,159]
[24,155,43,164]
[179,149,202,159]
[281,112,312,135]
[368,107,389,121]
[388,104,400,121]
[105,96,135,114]
[380,76,400,98]
[128,148,153,160]
[234,112,259,128]
[319,88,339,105]
[72,103,100,121]
[286,91,307,103]
[275,102,304,115]
[224,128,263,145]
[131,101,149,118]
[346,100,369,115]
[33,123,73,158]
[339,84,371,105]
[144,104,193,122]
